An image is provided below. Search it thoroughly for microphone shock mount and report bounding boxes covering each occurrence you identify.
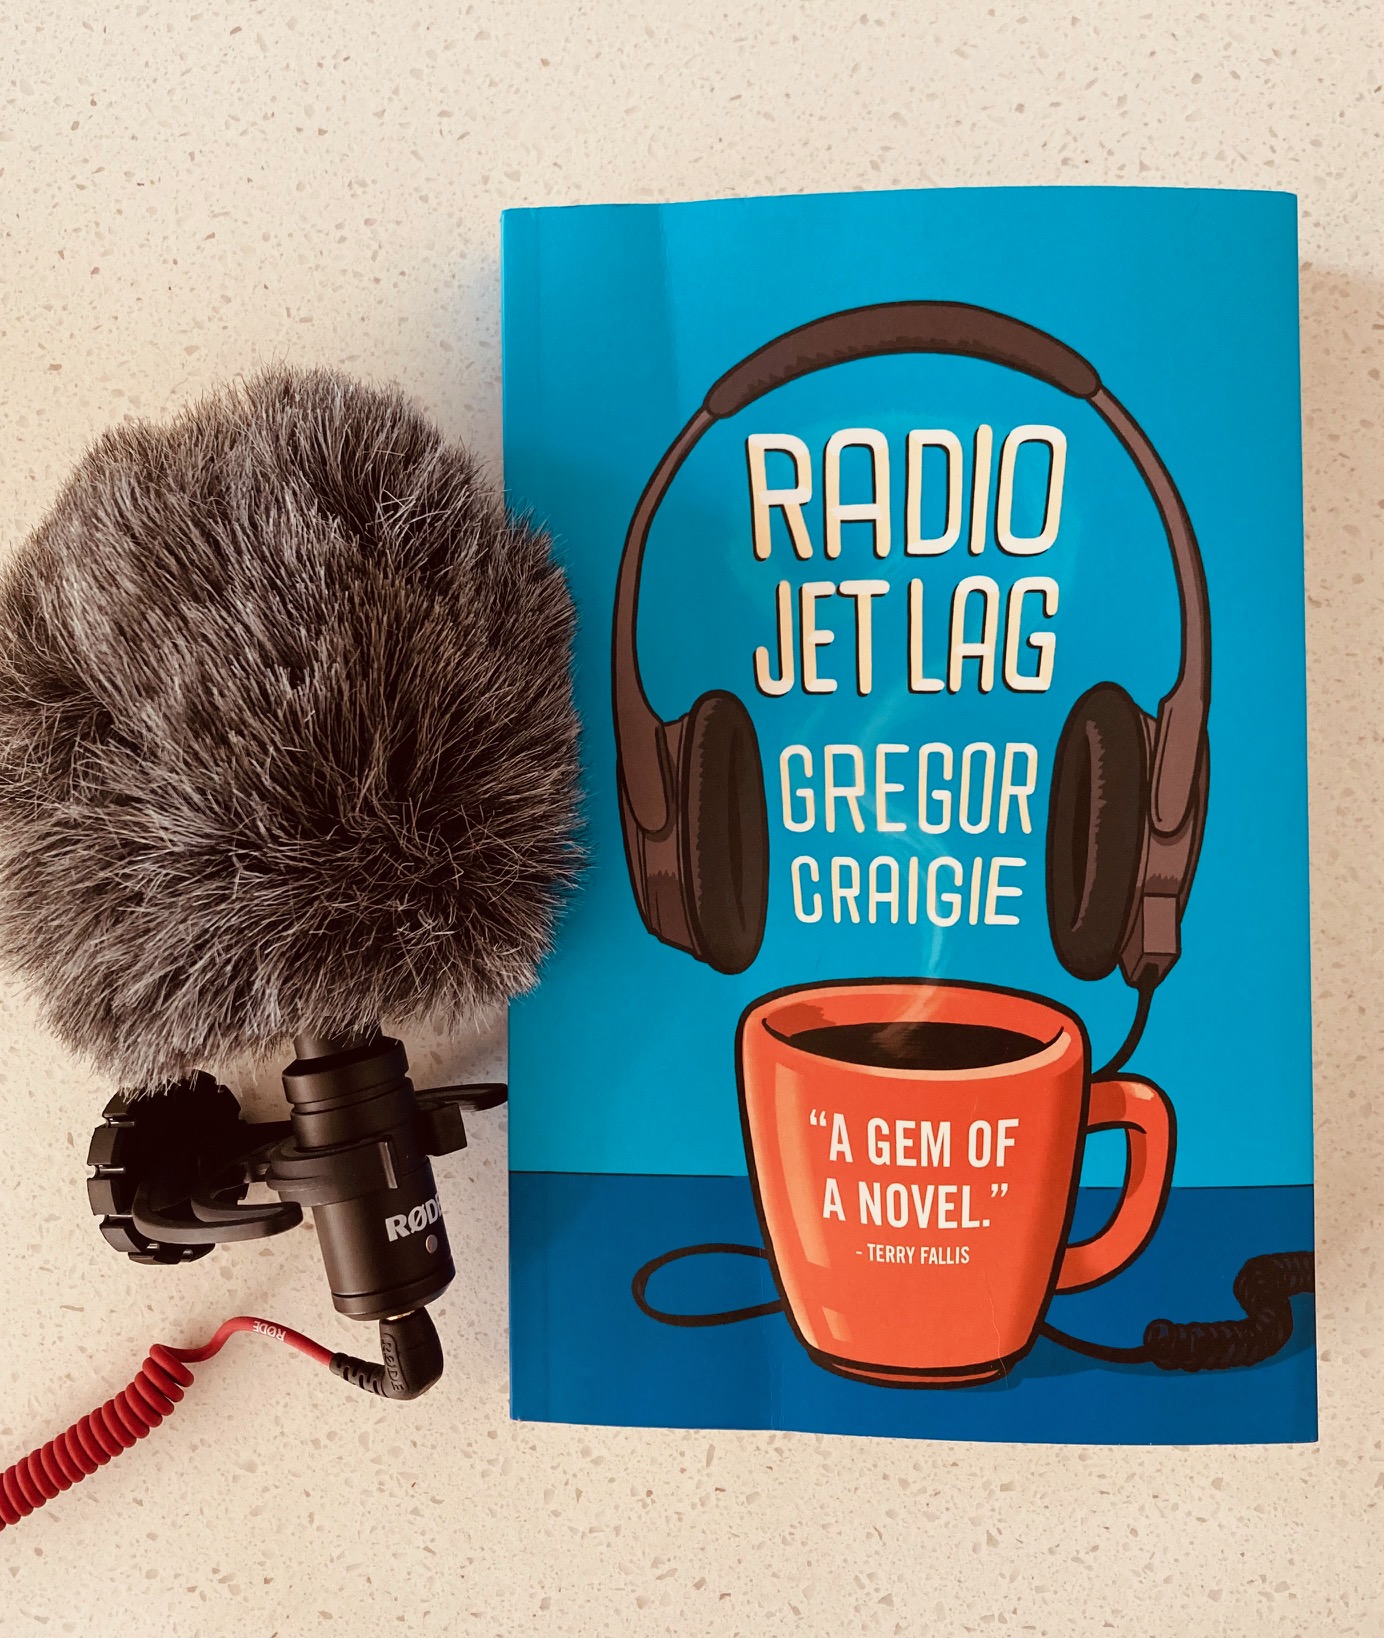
[85,1030,506,1396]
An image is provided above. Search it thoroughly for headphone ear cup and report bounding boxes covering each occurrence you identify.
[1046,683,1151,982]
[680,691,769,974]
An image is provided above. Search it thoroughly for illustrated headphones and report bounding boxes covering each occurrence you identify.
[612,302,1210,1008]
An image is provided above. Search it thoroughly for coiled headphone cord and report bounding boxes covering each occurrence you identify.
[1037,1250,1315,1369]
[0,1308,444,1532]
[633,1243,1315,1372]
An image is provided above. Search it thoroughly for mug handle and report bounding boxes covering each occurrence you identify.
[1054,1076,1176,1293]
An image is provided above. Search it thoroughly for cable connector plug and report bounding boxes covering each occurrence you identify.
[329,1309,444,1401]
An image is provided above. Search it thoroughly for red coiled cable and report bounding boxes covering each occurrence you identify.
[0,1316,333,1531]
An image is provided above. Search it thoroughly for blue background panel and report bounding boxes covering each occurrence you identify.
[504,187,1311,1190]
[510,1173,1316,1446]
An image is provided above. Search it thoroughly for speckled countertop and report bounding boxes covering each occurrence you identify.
[0,3,1380,1633]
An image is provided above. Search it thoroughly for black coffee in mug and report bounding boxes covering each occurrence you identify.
[783,1019,1046,1073]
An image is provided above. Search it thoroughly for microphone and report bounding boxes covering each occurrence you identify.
[0,367,580,1525]
[0,365,578,1085]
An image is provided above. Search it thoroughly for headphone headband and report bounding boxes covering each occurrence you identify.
[613,301,1210,843]
[703,301,1101,418]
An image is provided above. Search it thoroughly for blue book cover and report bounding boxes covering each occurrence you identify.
[501,186,1315,1445]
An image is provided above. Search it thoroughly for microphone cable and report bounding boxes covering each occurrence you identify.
[1,1307,444,1532]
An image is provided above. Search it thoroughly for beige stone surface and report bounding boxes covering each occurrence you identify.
[0,2,1379,1632]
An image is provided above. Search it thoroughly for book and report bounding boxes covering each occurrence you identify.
[501,185,1314,1445]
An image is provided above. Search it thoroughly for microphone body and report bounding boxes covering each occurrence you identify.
[272,1036,456,1322]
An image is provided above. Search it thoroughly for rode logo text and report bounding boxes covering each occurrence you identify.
[385,1195,442,1243]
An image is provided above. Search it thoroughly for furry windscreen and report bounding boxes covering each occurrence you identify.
[0,367,580,1085]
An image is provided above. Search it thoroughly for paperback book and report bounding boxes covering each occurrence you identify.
[502,185,1314,1445]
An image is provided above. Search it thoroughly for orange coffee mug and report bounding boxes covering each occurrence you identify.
[737,978,1175,1386]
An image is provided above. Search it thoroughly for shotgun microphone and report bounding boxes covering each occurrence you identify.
[0,367,580,1525]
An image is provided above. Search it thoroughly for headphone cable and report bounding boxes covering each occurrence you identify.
[1037,1250,1315,1370]
[633,1244,1315,1375]
[1093,975,1157,1080]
